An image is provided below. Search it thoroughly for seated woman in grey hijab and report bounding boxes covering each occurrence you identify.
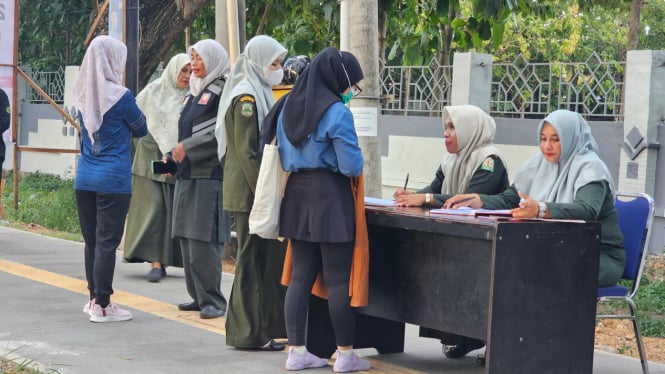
[393,104,510,359]
[446,109,625,289]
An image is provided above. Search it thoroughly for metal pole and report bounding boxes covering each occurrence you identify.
[125,0,139,94]
[226,0,240,65]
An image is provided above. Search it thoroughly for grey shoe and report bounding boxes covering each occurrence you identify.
[146,267,166,282]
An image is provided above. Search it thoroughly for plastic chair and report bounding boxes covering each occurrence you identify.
[597,192,654,374]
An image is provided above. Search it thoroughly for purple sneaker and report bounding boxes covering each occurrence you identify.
[333,350,371,373]
[285,347,329,371]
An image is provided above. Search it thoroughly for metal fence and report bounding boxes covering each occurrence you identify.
[27,53,626,121]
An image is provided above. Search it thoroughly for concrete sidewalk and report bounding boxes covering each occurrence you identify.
[0,225,662,374]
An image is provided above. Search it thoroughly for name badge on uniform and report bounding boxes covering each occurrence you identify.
[198,93,211,105]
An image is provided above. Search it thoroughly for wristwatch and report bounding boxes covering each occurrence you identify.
[425,193,431,205]
[538,202,547,218]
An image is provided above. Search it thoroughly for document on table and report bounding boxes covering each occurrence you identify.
[430,207,513,217]
[364,196,397,207]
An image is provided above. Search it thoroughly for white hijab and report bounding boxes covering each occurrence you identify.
[74,35,128,143]
[513,109,615,202]
[440,105,506,194]
[188,39,230,97]
[214,35,287,160]
[136,53,190,154]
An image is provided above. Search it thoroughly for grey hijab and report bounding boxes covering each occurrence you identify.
[513,109,615,202]
[440,105,506,195]
[214,35,287,160]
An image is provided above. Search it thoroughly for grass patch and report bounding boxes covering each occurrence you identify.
[1,171,82,240]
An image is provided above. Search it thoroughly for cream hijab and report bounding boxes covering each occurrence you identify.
[74,35,128,143]
[513,109,615,202]
[136,53,190,154]
[188,39,231,97]
[440,105,506,195]
[214,35,287,160]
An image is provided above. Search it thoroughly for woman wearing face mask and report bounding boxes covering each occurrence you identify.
[214,34,289,351]
[276,47,370,372]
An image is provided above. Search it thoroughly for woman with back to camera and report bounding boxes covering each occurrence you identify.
[446,109,626,288]
[123,53,191,282]
[277,47,371,372]
[75,35,147,322]
[171,39,232,320]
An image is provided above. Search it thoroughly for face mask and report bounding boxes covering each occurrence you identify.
[262,67,284,86]
[340,90,354,104]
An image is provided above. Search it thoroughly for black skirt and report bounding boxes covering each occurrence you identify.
[279,169,355,243]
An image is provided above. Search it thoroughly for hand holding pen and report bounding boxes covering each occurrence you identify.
[392,173,410,199]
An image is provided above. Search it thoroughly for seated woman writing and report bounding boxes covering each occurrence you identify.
[446,109,626,289]
[393,104,509,359]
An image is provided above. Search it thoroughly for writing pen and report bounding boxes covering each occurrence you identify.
[403,173,409,190]
[454,196,475,206]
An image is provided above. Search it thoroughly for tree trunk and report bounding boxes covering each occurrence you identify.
[627,0,643,52]
[136,0,208,90]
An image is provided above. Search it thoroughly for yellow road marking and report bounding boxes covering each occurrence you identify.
[0,258,226,334]
[0,258,426,374]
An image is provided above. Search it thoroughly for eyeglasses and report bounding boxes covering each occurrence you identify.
[352,85,362,98]
[340,51,361,98]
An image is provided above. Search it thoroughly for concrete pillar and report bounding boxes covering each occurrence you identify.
[450,52,492,113]
[618,50,665,198]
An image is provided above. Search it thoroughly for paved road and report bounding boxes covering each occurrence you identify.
[0,225,662,373]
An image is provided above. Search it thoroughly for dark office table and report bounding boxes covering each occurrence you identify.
[306,206,601,374]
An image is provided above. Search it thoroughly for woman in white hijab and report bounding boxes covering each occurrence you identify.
[394,104,509,358]
[123,53,191,282]
[447,109,625,287]
[74,35,147,323]
[169,39,232,320]
[214,35,289,351]
[394,105,509,208]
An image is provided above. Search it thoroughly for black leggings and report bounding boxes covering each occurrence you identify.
[284,239,355,347]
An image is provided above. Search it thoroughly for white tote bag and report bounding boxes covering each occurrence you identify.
[249,140,290,240]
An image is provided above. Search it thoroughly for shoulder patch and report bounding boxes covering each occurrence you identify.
[5,106,9,114]
[240,101,254,118]
[208,83,222,95]
[239,95,255,103]
[480,157,495,173]
[198,92,212,105]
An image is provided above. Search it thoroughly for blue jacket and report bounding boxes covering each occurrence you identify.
[75,91,147,193]
[276,102,363,177]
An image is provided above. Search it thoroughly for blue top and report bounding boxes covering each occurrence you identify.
[277,102,363,177]
[75,91,147,193]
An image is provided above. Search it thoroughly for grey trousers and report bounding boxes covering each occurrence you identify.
[179,237,227,311]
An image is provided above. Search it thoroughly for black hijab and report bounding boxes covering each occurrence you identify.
[282,47,364,146]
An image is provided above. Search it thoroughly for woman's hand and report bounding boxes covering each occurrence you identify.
[511,191,539,218]
[394,192,426,207]
[172,143,186,162]
[444,193,482,209]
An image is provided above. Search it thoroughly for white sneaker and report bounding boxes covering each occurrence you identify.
[83,298,95,315]
[89,302,132,323]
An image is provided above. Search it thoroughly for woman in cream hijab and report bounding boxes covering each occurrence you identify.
[394,104,509,208]
[393,104,509,358]
[123,53,191,282]
[447,109,625,288]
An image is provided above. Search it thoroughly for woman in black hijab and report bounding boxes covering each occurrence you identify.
[275,47,371,372]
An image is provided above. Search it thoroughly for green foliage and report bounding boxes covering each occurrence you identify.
[18,0,91,70]
[2,172,80,236]
[635,277,665,337]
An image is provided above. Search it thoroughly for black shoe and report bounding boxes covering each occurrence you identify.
[200,305,225,319]
[146,267,166,283]
[177,301,201,311]
[443,338,485,359]
[255,339,286,351]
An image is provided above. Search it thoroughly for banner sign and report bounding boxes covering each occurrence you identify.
[0,0,16,65]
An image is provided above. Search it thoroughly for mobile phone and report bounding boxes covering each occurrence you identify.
[152,160,177,174]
